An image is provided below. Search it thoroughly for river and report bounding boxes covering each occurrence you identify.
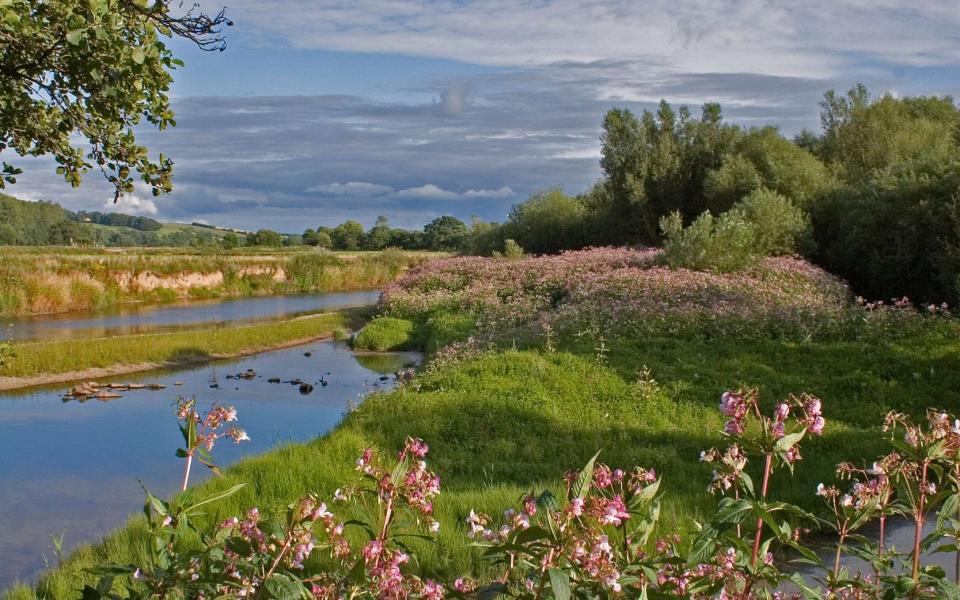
[2,290,383,342]
[0,292,417,588]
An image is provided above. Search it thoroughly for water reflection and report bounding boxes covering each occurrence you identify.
[0,340,419,588]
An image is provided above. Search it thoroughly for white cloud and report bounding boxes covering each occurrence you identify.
[306,181,395,196]
[227,0,960,79]
[108,194,158,215]
[396,184,461,200]
[464,186,515,199]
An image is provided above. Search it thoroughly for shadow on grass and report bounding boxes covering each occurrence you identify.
[165,346,214,363]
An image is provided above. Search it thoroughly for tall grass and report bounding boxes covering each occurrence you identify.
[0,248,439,317]
[0,310,365,380]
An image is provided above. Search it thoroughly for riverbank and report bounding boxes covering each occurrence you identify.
[7,249,960,599]
[0,247,441,317]
[0,309,368,391]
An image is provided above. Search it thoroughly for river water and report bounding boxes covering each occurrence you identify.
[2,290,382,342]
[0,293,417,588]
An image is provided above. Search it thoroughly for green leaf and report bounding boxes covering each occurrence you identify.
[183,482,245,514]
[265,574,307,600]
[66,29,84,45]
[549,568,571,600]
[774,430,805,454]
[712,497,753,524]
[575,451,601,499]
[131,47,145,64]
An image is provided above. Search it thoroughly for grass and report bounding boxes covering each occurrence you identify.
[7,248,960,598]
[0,310,367,381]
[352,316,417,351]
[6,318,960,599]
[0,248,442,317]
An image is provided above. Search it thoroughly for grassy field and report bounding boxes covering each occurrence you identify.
[0,247,441,316]
[0,309,365,385]
[6,248,960,599]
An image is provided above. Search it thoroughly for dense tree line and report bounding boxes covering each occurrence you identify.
[460,86,960,305]
[299,215,468,252]
[75,211,163,231]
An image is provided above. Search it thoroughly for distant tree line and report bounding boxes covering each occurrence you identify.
[298,215,468,252]
[457,85,960,305]
[74,211,163,231]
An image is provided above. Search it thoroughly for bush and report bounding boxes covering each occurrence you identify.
[728,187,812,256]
[352,317,417,351]
[424,312,476,352]
[659,210,757,272]
[493,239,524,260]
[501,188,588,254]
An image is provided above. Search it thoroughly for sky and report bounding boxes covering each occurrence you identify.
[10,1,960,232]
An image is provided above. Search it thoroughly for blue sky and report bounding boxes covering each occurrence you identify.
[12,1,960,232]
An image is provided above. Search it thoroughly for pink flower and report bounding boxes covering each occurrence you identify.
[724,419,744,436]
[775,403,790,421]
[772,421,785,438]
[808,416,825,436]
[600,495,630,526]
[362,540,383,563]
[422,581,444,600]
[405,437,429,458]
[523,495,538,516]
[594,465,613,488]
[226,427,249,443]
[719,392,739,416]
[356,447,373,470]
[568,497,584,517]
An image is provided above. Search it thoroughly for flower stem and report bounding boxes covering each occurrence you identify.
[912,462,929,583]
[833,528,846,579]
[877,514,886,596]
[180,452,193,492]
[751,453,773,565]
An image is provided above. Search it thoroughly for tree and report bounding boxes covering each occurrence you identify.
[704,127,833,212]
[463,217,504,256]
[220,231,239,250]
[502,189,587,254]
[423,216,467,251]
[247,228,281,247]
[302,229,320,246]
[314,230,333,249]
[817,85,960,181]
[0,0,231,199]
[364,216,392,250]
[331,220,365,250]
[599,101,741,244]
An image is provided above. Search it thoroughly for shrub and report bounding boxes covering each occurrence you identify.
[424,312,476,353]
[501,188,588,254]
[493,239,524,260]
[728,187,812,256]
[353,317,417,351]
[659,210,757,272]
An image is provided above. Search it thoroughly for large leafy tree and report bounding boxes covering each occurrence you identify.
[599,101,740,244]
[0,0,230,199]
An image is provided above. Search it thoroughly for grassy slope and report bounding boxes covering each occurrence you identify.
[7,321,960,599]
[0,310,365,381]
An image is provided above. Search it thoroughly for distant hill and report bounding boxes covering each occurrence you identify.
[0,193,240,247]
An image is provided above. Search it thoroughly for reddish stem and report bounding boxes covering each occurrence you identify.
[751,453,773,565]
